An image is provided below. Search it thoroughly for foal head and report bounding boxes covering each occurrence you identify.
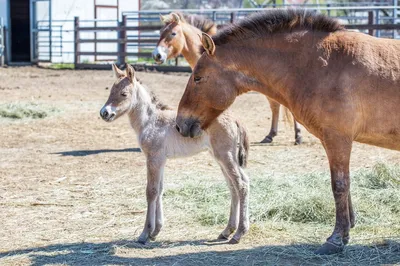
[100,64,138,122]
[152,13,186,64]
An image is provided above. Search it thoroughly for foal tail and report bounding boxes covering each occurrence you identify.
[236,121,249,168]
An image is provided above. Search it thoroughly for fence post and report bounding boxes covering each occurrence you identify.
[118,15,127,66]
[375,9,380,37]
[230,12,237,23]
[368,11,374,36]
[74,17,80,68]
[394,0,398,39]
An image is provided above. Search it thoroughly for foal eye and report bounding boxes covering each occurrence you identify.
[194,76,202,83]
[121,92,128,97]
[171,32,177,37]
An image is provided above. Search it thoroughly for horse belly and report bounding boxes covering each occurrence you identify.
[355,130,400,151]
[165,131,210,158]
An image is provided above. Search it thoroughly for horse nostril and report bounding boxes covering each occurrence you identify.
[175,124,181,133]
[156,53,162,60]
[103,110,109,118]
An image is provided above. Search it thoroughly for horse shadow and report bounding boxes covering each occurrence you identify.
[52,148,141,157]
[1,238,399,266]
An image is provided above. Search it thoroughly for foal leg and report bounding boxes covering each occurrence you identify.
[138,156,165,244]
[315,133,352,255]
[217,167,240,240]
[150,167,165,241]
[260,97,280,143]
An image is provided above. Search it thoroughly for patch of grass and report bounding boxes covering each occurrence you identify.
[0,103,59,120]
[164,163,400,228]
[49,63,74,69]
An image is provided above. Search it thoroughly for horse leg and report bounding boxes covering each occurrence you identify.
[150,166,165,241]
[293,118,303,145]
[138,156,165,244]
[260,97,280,143]
[315,133,352,255]
[217,166,240,240]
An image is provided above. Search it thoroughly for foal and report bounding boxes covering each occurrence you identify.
[100,64,250,244]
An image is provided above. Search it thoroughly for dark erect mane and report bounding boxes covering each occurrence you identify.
[136,77,172,111]
[178,12,217,35]
[212,9,344,46]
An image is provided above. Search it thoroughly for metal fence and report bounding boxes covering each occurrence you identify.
[0,17,4,66]
[31,5,400,69]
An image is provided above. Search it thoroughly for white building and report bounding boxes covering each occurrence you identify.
[0,0,139,64]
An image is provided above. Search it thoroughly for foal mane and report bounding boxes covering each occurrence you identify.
[178,12,217,35]
[211,9,344,47]
[136,78,172,111]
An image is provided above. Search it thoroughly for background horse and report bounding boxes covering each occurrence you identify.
[153,12,302,145]
[100,64,250,244]
[175,9,400,255]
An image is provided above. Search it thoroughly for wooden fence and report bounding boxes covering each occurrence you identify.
[73,12,400,71]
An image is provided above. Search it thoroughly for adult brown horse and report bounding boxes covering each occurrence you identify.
[176,9,400,255]
[153,12,302,144]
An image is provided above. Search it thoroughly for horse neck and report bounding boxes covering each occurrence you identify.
[128,83,157,134]
[181,23,203,70]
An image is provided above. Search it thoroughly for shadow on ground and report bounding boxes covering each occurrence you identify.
[52,148,141,157]
[1,239,399,266]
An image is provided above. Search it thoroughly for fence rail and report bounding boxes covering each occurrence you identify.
[73,7,400,70]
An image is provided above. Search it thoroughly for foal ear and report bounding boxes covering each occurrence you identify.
[171,13,180,24]
[112,63,125,79]
[201,33,215,56]
[126,64,136,83]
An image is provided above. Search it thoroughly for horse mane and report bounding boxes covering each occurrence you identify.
[177,12,217,35]
[211,9,344,47]
[136,77,172,111]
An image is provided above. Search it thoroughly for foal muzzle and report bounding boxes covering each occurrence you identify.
[100,105,117,122]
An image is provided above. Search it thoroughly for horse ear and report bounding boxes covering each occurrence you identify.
[160,14,167,24]
[201,33,215,56]
[126,64,136,83]
[171,13,180,24]
[112,63,124,78]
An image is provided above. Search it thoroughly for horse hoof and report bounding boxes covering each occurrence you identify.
[294,137,302,145]
[149,235,156,241]
[343,235,350,246]
[228,238,240,244]
[315,241,344,255]
[217,233,229,240]
[260,136,273,144]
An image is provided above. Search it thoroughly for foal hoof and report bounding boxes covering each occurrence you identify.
[315,241,344,255]
[294,136,303,145]
[217,233,229,240]
[137,236,148,245]
[228,237,240,244]
[260,136,273,144]
[343,235,350,246]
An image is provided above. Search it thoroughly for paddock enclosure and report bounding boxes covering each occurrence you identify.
[1,66,400,265]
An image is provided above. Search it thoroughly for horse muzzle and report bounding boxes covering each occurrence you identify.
[152,46,168,64]
[176,116,203,138]
[100,105,117,122]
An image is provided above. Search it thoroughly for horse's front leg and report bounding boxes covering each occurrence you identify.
[138,155,166,244]
[260,97,280,143]
[315,132,352,255]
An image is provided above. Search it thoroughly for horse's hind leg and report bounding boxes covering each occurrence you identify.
[217,166,239,240]
[261,97,280,143]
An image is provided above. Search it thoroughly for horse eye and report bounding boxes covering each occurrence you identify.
[194,76,202,83]
[121,92,128,97]
[171,32,177,37]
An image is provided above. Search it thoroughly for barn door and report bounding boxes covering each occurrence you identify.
[30,0,52,62]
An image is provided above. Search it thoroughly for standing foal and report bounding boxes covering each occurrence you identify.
[100,64,250,244]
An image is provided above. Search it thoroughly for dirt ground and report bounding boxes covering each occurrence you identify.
[1,66,400,266]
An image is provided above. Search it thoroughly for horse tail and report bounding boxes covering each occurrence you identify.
[283,107,294,126]
[236,121,249,168]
